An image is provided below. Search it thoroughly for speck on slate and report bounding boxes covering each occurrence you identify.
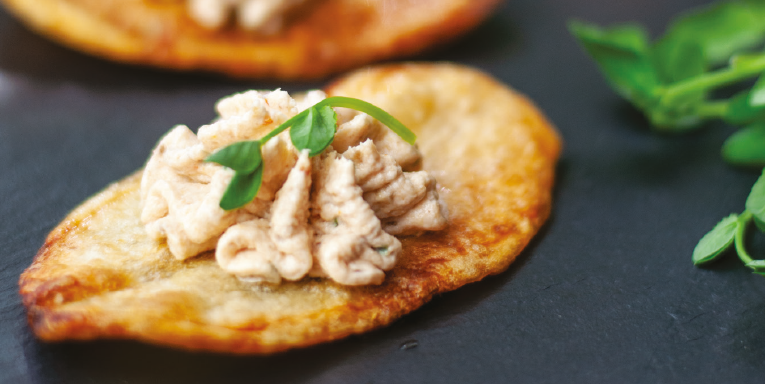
[399,339,419,351]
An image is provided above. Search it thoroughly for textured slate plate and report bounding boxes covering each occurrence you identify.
[3,0,765,383]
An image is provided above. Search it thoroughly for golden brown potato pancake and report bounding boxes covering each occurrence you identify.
[19,63,561,354]
[0,0,502,79]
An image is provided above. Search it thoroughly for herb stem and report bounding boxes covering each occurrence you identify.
[734,210,754,265]
[696,100,729,119]
[661,54,765,106]
[261,110,309,144]
[317,97,416,145]
[259,96,416,146]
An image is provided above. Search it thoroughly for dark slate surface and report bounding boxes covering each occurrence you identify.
[3,0,765,383]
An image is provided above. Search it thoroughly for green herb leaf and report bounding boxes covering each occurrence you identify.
[569,21,660,108]
[722,124,765,166]
[205,140,262,173]
[692,213,739,265]
[290,105,337,157]
[755,215,765,232]
[660,2,765,65]
[653,38,705,84]
[318,97,417,145]
[570,21,649,55]
[219,166,263,211]
[724,91,765,125]
[749,72,765,107]
[745,169,765,223]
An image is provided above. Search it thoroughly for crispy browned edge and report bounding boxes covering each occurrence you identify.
[0,0,502,79]
[19,63,561,353]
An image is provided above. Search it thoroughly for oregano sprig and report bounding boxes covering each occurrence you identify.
[205,96,415,210]
[570,0,765,275]
[570,0,765,165]
[694,170,765,275]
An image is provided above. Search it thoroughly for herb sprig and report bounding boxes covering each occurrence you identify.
[692,170,765,274]
[570,0,765,274]
[205,96,415,210]
[570,0,765,166]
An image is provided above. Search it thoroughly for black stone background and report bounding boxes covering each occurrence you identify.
[3,0,765,382]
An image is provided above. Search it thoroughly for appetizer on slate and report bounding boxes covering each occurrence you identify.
[20,63,561,354]
[0,0,502,79]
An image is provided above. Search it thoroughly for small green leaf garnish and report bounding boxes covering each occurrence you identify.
[219,165,263,211]
[660,2,765,65]
[653,39,705,85]
[206,140,262,173]
[754,216,765,233]
[724,91,765,125]
[692,214,739,265]
[568,21,659,108]
[745,170,765,223]
[749,73,765,106]
[721,124,765,166]
[210,96,414,210]
[290,105,337,157]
